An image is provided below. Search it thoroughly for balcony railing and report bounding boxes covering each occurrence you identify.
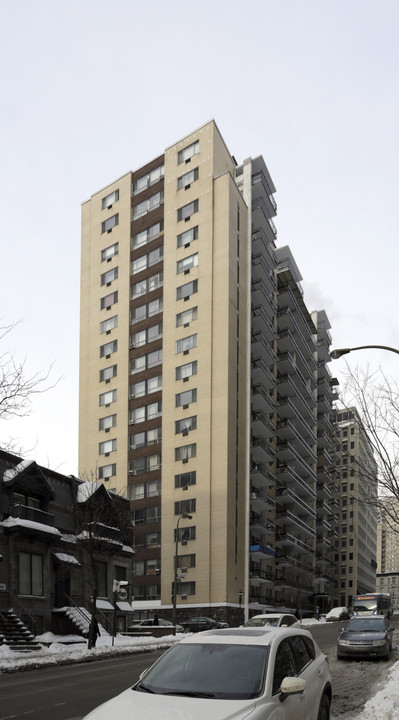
[11,504,55,527]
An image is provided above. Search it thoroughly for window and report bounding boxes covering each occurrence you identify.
[130,323,162,348]
[19,552,43,596]
[131,297,163,324]
[177,225,198,248]
[177,199,199,222]
[132,191,164,219]
[100,315,118,334]
[101,291,118,309]
[174,525,196,542]
[101,214,119,233]
[176,388,197,407]
[99,463,116,479]
[178,581,196,596]
[99,389,117,406]
[129,401,161,424]
[131,247,163,275]
[100,340,117,357]
[99,438,116,454]
[101,267,118,285]
[177,279,198,300]
[129,454,161,475]
[175,416,197,434]
[145,531,161,548]
[176,360,197,380]
[131,221,163,250]
[130,375,162,398]
[133,165,164,195]
[102,189,119,210]
[176,553,196,569]
[178,140,199,164]
[176,334,197,354]
[175,499,196,515]
[101,242,119,262]
[175,443,196,461]
[130,349,162,375]
[176,307,198,327]
[99,414,117,431]
[131,272,163,299]
[178,167,199,190]
[130,427,161,449]
[177,253,198,274]
[99,365,117,382]
[175,471,196,488]
[95,561,107,597]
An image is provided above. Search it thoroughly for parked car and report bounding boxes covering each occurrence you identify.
[128,618,184,633]
[244,613,300,628]
[326,607,350,622]
[337,614,393,660]
[180,616,228,632]
[81,626,332,720]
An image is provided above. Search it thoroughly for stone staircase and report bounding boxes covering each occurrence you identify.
[63,606,108,637]
[0,609,42,652]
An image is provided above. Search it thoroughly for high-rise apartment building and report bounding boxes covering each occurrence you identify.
[332,407,378,608]
[79,120,337,622]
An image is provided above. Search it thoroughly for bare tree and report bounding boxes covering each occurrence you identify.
[338,363,399,532]
[0,320,57,422]
[72,479,133,648]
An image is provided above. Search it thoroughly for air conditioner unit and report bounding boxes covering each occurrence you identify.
[105,428,110,433]
[182,458,188,464]
[181,540,188,546]
[184,242,191,249]
[105,378,110,384]
[129,420,134,425]
[183,404,189,410]
[182,430,189,436]
[181,594,188,600]
[184,269,190,275]
[106,330,111,335]
[129,394,135,399]
[183,349,189,355]
[183,377,189,382]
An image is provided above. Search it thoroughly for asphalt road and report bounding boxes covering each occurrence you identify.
[1,620,393,720]
[0,649,165,720]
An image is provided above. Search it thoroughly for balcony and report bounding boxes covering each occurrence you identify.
[252,435,276,464]
[276,486,316,520]
[11,504,55,527]
[252,330,278,365]
[249,543,275,559]
[250,486,276,511]
[252,357,276,391]
[251,461,276,489]
[275,509,315,538]
[252,408,275,437]
[276,464,317,503]
[275,531,314,555]
[250,512,275,535]
[252,305,277,340]
[252,383,276,415]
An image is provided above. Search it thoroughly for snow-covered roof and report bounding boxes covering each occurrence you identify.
[76,481,103,503]
[117,602,133,612]
[52,552,81,566]
[3,459,35,484]
[0,516,61,536]
[95,599,114,611]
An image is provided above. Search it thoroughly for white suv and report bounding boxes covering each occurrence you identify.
[82,626,332,720]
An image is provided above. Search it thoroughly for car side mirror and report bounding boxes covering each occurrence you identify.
[279,677,306,702]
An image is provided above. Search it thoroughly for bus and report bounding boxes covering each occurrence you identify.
[353,593,392,618]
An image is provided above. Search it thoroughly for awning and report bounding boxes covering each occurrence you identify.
[53,552,81,566]
[117,602,133,612]
[95,599,114,611]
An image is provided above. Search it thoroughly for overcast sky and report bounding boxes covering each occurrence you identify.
[1,0,398,474]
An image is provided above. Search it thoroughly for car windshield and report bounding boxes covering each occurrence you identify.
[346,618,385,632]
[246,617,278,627]
[134,643,269,699]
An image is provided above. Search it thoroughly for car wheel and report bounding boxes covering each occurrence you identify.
[337,651,344,661]
[317,694,330,720]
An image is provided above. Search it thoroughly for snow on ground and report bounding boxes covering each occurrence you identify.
[1,628,399,719]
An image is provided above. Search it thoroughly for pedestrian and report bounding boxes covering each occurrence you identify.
[90,617,101,647]
[153,614,159,626]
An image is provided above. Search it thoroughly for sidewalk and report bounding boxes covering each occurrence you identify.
[0,631,179,673]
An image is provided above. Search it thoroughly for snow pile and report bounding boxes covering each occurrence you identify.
[343,660,399,720]
[0,632,180,672]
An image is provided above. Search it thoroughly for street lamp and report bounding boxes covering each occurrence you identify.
[331,345,399,360]
[172,513,192,628]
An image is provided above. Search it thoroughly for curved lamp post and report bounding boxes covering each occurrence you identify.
[172,513,192,628]
[330,345,399,360]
